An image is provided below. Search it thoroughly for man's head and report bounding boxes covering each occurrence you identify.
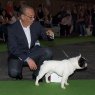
[65,14,70,19]
[19,5,35,27]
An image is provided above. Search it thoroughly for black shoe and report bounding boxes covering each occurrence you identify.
[16,74,23,80]
[32,74,43,82]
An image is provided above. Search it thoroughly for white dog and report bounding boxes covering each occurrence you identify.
[35,54,87,89]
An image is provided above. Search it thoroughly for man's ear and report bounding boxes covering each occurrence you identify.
[21,14,25,20]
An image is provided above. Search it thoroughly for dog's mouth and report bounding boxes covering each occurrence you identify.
[81,63,87,68]
[85,63,87,67]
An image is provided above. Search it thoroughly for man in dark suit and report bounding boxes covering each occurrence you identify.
[7,5,54,80]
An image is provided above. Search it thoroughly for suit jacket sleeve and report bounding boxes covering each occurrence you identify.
[36,21,53,41]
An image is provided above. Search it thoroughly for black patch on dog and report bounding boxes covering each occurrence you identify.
[78,57,86,67]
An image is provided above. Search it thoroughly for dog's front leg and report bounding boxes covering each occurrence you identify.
[61,78,65,89]
[61,75,69,89]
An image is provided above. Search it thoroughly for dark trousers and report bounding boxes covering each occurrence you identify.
[0,25,8,41]
[8,46,53,78]
[92,18,95,36]
[60,24,70,37]
[0,31,3,39]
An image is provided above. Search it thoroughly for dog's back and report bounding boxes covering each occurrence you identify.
[43,60,69,69]
[41,60,74,76]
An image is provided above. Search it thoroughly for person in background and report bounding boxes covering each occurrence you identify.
[44,13,53,27]
[36,3,46,26]
[71,6,78,35]
[78,10,87,36]
[6,1,14,21]
[7,5,54,81]
[13,2,18,12]
[91,4,95,36]
[60,14,73,37]
[66,6,71,16]
[17,1,26,12]
[52,12,62,26]
[0,10,10,41]
[43,5,49,16]
[58,5,66,20]
[0,3,4,15]
[0,10,9,25]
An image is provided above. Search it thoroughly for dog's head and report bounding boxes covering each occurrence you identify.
[70,54,87,69]
[77,54,87,69]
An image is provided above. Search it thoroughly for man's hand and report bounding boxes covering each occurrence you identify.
[27,59,37,70]
[46,30,54,37]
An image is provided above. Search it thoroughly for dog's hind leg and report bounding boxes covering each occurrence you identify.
[35,70,47,86]
[45,71,53,83]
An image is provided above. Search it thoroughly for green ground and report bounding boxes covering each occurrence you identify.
[0,80,95,95]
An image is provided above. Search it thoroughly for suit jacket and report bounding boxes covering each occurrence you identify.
[7,20,51,62]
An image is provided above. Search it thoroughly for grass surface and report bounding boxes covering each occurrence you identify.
[0,43,8,52]
[0,36,95,52]
[0,80,95,95]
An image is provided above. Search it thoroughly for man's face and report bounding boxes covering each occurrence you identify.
[66,15,70,19]
[21,8,35,26]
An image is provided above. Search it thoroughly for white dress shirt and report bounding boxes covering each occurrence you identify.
[20,20,31,48]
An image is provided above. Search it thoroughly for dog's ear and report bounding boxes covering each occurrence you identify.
[77,54,81,60]
[79,54,81,58]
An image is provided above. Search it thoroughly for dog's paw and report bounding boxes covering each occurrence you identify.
[61,86,66,89]
[35,83,39,86]
[46,81,50,83]
[65,83,69,86]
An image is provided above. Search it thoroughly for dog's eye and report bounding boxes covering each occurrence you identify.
[80,62,85,67]
[78,58,86,67]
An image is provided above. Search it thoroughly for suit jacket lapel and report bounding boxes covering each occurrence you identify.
[30,24,36,48]
[17,20,29,48]
[30,25,33,48]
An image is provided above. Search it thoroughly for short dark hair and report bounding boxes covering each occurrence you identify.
[18,5,34,16]
[61,5,64,9]
[65,14,70,17]
[38,4,42,7]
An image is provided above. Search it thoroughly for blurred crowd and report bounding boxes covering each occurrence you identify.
[0,1,95,41]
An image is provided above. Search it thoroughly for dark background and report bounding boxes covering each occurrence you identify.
[0,0,95,15]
